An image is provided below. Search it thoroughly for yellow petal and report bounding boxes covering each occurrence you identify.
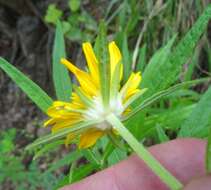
[51,119,81,132]
[53,101,72,108]
[45,116,73,126]
[128,72,141,90]
[121,72,142,101]
[79,129,104,149]
[124,89,141,102]
[122,107,131,116]
[71,93,87,109]
[82,42,99,85]
[53,99,84,109]
[52,101,82,112]
[61,58,98,96]
[44,118,55,127]
[109,41,123,80]
[47,106,82,119]
[65,133,76,147]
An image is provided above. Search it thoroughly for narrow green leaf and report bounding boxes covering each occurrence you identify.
[82,149,101,167]
[206,42,211,72]
[206,127,211,174]
[106,2,124,25]
[101,142,115,166]
[122,33,131,82]
[53,21,72,101]
[93,35,100,57]
[0,57,53,113]
[136,44,147,71]
[165,5,211,86]
[104,0,119,19]
[136,44,147,72]
[69,161,77,183]
[107,131,125,150]
[156,125,169,143]
[26,120,102,150]
[136,104,196,141]
[178,87,211,137]
[54,176,69,190]
[141,35,177,97]
[107,147,127,166]
[55,164,95,190]
[124,78,211,121]
[33,140,64,160]
[46,150,82,173]
[97,21,110,107]
[142,5,211,97]
[72,163,97,183]
[184,47,199,81]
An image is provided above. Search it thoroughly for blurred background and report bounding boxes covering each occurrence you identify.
[0,0,210,189]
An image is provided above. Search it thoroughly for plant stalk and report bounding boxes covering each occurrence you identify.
[106,113,183,190]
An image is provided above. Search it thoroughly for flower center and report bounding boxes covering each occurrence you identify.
[84,94,124,130]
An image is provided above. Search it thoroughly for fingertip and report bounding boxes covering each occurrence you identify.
[59,138,207,190]
[149,138,206,184]
[183,175,211,190]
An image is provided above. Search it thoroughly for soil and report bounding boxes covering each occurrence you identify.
[0,0,59,144]
[0,1,102,188]
[0,1,67,189]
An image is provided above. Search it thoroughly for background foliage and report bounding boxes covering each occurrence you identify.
[0,0,211,189]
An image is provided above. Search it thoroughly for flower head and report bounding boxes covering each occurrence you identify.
[44,41,144,148]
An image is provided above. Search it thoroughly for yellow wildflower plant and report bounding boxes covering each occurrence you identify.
[44,41,146,149]
[0,35,183,190]
[4,15,210,188]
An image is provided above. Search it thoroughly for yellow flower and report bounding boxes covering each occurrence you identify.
[44,41,144,149]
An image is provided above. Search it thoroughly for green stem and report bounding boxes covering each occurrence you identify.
[69,161,76,183]
[106,113,183,190]
[83,149,102,168]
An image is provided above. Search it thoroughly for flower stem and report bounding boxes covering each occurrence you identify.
[106,113,183,190]
[69,160,76,183]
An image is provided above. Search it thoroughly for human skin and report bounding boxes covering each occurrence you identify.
[61,138,211,190]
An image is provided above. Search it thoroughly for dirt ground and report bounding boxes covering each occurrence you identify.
[0,0,78,144]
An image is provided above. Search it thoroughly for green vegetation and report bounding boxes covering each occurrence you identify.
[0,1,211,189]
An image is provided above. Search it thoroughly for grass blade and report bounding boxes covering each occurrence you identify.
[136,44,147,72]
[26,120,102,150]
[33,140,64,160]
[72,163,97,183]
[156,124,169,143]
[46,150,82,173]
[122,32,131,82]
[124,78,211,121]
[178,87,211,137]
[0,57,53,113]
[141,35,177,97]
[142,5,211,97]
[53,21,72,101]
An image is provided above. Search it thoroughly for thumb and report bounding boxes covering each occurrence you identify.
[183,175,211,190]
